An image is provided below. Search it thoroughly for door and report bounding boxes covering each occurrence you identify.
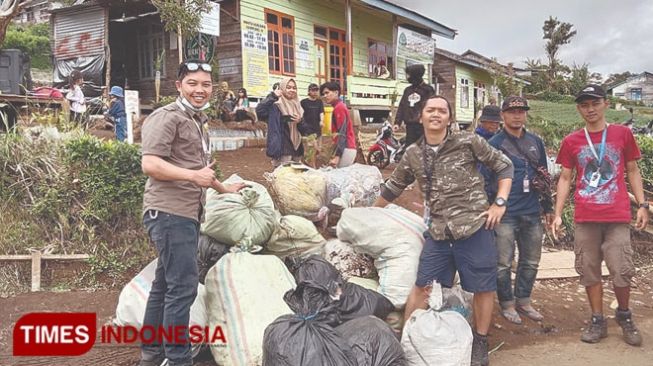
[328,28,347,92]
[314,39,327,86]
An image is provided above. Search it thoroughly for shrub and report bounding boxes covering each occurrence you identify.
[0,133,153,288]
[3,23,52,70]
[636,135,653,191]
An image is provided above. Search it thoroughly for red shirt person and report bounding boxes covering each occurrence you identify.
[552,84,648,347]
[320,81,357,168]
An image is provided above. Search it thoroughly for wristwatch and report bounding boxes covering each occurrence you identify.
[494,197,507,207]
[639,202,650,209]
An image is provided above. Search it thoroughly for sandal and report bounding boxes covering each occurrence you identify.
[501,308,522,324]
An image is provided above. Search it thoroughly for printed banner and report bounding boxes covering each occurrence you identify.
[241,19,270,97]
[396,26,435,81]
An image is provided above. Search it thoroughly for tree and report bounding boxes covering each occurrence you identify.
[4,23,50,68]
[488,58,521,97]
[542,16,577,91]
[152,0,212,36]
[523,58,548,94]
[0,0,30,46]
[568,63,602,96]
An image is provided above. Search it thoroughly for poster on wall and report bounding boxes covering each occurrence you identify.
[199,2,220,37]
[241,19,269,97]
[296,38,313,70]
[396,26,435,82]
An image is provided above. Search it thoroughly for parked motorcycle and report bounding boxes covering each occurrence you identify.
[624,107,653,136]
[367,121,406,169]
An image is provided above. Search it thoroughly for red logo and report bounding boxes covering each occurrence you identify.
[13,312,96,356]
[13,312,227,356]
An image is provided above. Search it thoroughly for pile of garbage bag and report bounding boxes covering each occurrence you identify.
[115,164,477,366]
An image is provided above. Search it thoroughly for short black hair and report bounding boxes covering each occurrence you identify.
[308,83,319,91]
[177,59,212,81]
[319,81,341,95]
[272,82,281,91]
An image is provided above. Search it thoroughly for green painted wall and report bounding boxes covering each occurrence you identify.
[239,0,403,106]
[454,65,495,123]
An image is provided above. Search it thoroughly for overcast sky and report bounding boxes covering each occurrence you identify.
[389,0,653,78]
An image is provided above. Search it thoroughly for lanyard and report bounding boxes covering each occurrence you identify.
[583,124,608,165]
[177,99,209,159]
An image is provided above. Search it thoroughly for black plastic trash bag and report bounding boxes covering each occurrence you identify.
[197,234,230,284]
[336,316,406,366]
[262,281,358,366]
[285,254,343,296]
[339,282,394,324]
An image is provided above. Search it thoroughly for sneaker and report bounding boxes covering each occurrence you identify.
[580,315,608,343]
[471,332,489,366]
[615,309,643,346]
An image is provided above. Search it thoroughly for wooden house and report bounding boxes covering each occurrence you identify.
[49,0,456,120]
[607,72,653,106]
[433,48,529,127]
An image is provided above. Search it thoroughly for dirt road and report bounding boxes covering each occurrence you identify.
[2,147,652,365]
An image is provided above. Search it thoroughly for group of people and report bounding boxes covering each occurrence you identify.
[135,58,648,366]
[66,70,127,142]
[380,81,648,365]
[256,78,357,168]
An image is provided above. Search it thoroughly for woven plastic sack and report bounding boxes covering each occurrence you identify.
[337,205,426,308]
[201,174,276,246]
[320,163,383,207]
[205,252,296,366]
[265,163,328,222]
[401,282,473,366]
[114,259,207,357]
[266,214,326,259]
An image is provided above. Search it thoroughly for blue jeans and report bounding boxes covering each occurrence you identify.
[141,210,199,366]
[495,214,543,307]
[115,116,127,142]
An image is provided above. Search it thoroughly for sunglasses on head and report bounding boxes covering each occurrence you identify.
[182,62,212,73]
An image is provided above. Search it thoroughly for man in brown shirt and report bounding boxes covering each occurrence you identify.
[139,60,244,366]
[376,95,513,366]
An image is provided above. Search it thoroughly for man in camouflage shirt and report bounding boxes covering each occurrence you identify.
[376,95,513,366]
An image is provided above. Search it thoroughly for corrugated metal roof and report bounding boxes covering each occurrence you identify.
[53,6,106,60]
[358,0,456,39]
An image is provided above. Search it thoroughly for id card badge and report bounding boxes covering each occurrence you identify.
[523,177,530,193]
[423,202,431,226]
[589,171,601,188]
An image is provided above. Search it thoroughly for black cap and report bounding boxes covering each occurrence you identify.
[575,84,606,103]
[501,96,530,112]
[479,105,502,122]
[308,83,319,90]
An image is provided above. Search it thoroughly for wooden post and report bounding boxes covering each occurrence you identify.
[178,25,184,63]
[31,251,41,292]
[392,14,398,79]
[104,7,111,98]
[345,0,352,77]
[0,254,91,292]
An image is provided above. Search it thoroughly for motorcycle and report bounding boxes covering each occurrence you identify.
[624,107,653,136]
[367,121,406,169]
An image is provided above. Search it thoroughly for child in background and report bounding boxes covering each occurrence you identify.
[66,70,86,126]
[106,86,127,142]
